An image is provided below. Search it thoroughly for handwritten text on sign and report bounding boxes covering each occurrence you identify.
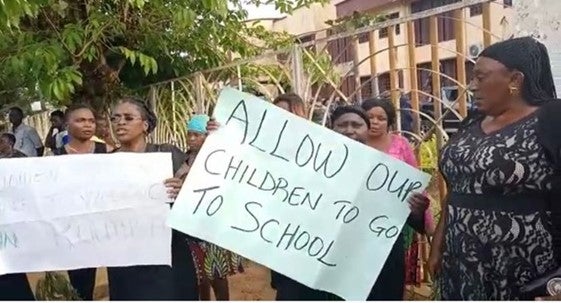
[168,88,430,300]
[0,153,173,275]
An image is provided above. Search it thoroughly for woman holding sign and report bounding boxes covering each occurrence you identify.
[330,105,429,301]
[177,114,244,301]
[206,93,337,300]
[360,98,434,297]
[52,103,113,300]
[106,97,198,300]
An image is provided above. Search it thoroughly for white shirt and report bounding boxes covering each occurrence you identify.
[13,123,43,157]
[52,129,68,149]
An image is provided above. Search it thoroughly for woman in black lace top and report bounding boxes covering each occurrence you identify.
[429,37,561,300]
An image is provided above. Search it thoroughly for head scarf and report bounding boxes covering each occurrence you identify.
[187,114,209,134]
[479,36,557,105]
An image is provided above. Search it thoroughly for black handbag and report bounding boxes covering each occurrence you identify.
[520,267,561,298]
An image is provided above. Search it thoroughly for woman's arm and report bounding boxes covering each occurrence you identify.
[399,135,433,234]
[406,211,425,233]
[406,193,428,233]
[428,192,448,278]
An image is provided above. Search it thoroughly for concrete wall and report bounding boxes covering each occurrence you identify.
[250,3,336,38]
[513,0,561,93]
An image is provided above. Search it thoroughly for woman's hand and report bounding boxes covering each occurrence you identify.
[164,177,184,200]
[206,118,220,133]
[407,192,429,218]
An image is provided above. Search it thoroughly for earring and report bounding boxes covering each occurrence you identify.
[509,86,519,96]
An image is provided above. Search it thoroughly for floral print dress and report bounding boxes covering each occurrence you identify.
[188,241,244,282]
[386,134,433,286]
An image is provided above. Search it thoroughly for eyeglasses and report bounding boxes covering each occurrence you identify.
[110,115,143,123]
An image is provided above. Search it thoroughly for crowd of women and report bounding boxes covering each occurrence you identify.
[1,36,561,301]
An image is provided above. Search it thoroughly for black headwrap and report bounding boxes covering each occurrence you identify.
[330,105,371,129]
[479,36,557,105]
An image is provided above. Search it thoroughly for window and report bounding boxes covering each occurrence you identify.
[416,62,432,92]
[297,34,315,44]
[327,29,353,64]
[411,0,460,46]
[417,60,474,93]
[377,71,404,93]
[469,4,482,16]
[379,12,401,39]
[438,11,455,42]
[504,0,513,7]
[295,34,316,52]
[358,32,369,43]
[340,76,357,102]
[440,59,457,87]
[360,76,373,99]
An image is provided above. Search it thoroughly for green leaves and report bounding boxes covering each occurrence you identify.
[1,0,327,109]
[42,67,83,102]
[128,0,147,9]
[173,8,196,29]
[62,24,84,53]
[0,0,45,29]
[118,47,158,75]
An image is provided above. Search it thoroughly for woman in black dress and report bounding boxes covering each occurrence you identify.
[53,104,112,300]
[106,97,198,300]
[429,37,561,300]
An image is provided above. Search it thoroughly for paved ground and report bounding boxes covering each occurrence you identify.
[27,261,431,300]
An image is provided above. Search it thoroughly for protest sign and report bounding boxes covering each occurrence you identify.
[0,153,173,274]
[168,88,431,300]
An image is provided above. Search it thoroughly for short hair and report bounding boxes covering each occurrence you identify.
[9,107,24,117]
[0,133,16,146]
[50,110,65,119]
[64,103,95,121]
[361,98,397,128]
[116,97,158,134]
[273,93,307,118]
[330,105,371,129]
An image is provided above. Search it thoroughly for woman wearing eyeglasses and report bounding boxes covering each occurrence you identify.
[106,97,198,300]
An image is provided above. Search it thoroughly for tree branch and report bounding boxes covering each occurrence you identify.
[41,11,74,55]
[75,20,113,60]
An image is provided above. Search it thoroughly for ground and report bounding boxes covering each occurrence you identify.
[26,261,431,300]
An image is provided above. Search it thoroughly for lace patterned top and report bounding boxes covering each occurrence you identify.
[438,111,561,300]
[440,112,559,196]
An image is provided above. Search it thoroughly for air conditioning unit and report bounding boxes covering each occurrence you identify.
[468,43,484,58]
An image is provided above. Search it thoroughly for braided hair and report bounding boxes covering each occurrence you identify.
[117,97,158,134]
[479,36,557,105]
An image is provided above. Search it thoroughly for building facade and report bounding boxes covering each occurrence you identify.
[251,0,515,99]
